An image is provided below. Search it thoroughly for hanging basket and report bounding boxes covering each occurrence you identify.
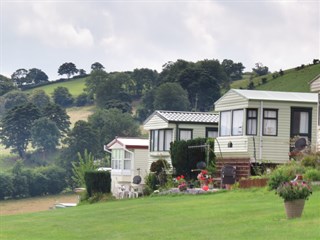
[284,199,305,219]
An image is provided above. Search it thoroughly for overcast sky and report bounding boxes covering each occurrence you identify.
[1,0,319,80]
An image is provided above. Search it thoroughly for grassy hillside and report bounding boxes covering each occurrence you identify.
[24,77,88,97]
[1,188,320,239]
[231,63,320,92]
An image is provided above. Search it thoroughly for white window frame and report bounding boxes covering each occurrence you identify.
[219,109,244,136]
[150,129,173,151]
[263,109,278,136]
[179,129,193,141]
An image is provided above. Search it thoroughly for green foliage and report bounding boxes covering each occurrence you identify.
[252,62,269,76]
[58,62,79,79]
[28,89,51,109]
[301,154,320,169]
[0,74,16,96]
[268,162,306,190]
[31,117,61,152]
[1,90,28,113]
[0,103,41,158]
[0,172,13,199]
[72,150,95,187]
[42,102,71,134]
[75,92,90,106]
[170,138,215,179]
[276,181,312,201]
[84,170,111,197]
[304,168,320,181]
[144,172,158,194]
[153,82,190,111]
[52,86,74,107]
[91,62,105,71]
[150,159,170,174]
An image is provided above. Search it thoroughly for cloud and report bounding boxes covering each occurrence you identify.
[15,2,94,48]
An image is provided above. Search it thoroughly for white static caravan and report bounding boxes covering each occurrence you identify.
[214,89,318,164]
[309,74,320,151]
[143,110,219,167]
[104,137,149,195]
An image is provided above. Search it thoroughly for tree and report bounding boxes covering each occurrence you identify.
[52,86,74,107]
[31,117,61,152]
[131,68,159,96]
[72,150,95,187]
[88,108,141,157]
[28,89,51,110]
[91,62,105,71]
[60,120,99,174]
[1,90,28,114]
[78,69,87,77]
[252,63,269,76]
[42,102,71,135]
[11,69,29,88]
[0,103,41,158]
[58,62,79,79]
[221,59,245,81]
[26,68,49,85]
[0,74,16,96]
[153,82,190,111]
[85,69,109,97]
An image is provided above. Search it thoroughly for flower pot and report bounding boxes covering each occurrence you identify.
[284,199,305,219]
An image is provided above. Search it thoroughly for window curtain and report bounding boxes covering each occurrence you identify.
[220,111,231,136]
[232,110,243,135]
[264,110,277,135]
[299,112,309,134]
[164,130,172,151]
[180,130,192,140]
[247,110,257,135]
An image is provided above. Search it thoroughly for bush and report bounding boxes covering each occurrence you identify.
[268,162,306,190]
[0,172,13,200]
[75,93,89,107]
[301,154,320,168]
[84,171,111,197]
[144,172,158,193]
[40,165,67,194]
[150,159,170,174]
[28,171,49,196]
[304,169,320,181]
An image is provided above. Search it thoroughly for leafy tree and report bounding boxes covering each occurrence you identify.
[0,90,28,113]
[26,68,49,85]
[0,103,40,158]
[154,82,189,111]
[159,60,190,84]
[221,59,245,81]
[28,89,51,110]
[42,102,71,134]
[91,62,105,70]
[131,68,159,96]
[78,69,87,77]
[0,74,16,96]
[72,150,95,187]
[58,62,79,79]
[31,117,61,152]
[253,63,269,76]
[11,68,29,88]
[52,86,74,107]
[85,69,108,97]
[60,120,99,174]
[75,92,90,106]
[135,89,155,122]
[88,108,141,157]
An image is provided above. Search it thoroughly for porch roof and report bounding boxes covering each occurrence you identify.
[106,137,148,150]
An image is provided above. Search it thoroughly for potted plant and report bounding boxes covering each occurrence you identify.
[276,181,312,219]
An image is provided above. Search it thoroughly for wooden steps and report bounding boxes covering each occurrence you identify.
[215,157,251,181]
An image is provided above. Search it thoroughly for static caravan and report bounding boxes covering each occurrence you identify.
[309,74,320,151]
[143,110,219,167]
[214,89,318,164]
[104,137,149,196]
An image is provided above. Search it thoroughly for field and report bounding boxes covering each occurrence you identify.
[0,193,78,215]
[1,187,319,240]
[231,63,320,92]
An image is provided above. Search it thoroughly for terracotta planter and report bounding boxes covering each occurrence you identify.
[239,178,268,188]
[284,199,305,219]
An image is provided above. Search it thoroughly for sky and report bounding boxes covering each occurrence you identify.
[1,0,319,81]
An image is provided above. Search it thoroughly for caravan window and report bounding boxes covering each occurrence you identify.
[246,109,257,135]
[263,109,278,136]
[219,110,243,136]
[150,129,173,151]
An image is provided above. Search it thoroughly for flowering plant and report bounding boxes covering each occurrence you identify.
[197,170,213,186]
[276,181,312,202]
[176,175,187,191]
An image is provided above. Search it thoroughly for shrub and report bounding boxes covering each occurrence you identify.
[0,172,13,200]
[84,171,111,197]
[28,171,49,196]
[150,159,170,174]
[144,172,158,193]
[301,154,320,168]
[75,93,89,107]
[268,162,306,190]
[304,169,320,181]
[40,165,67,194]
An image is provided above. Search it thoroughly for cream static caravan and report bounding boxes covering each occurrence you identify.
[214,89,318,164]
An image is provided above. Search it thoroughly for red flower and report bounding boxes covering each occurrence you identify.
[177,176,181,181]
[181,175,184,179]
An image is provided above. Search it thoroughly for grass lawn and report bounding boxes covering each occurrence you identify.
[1,188,319,240]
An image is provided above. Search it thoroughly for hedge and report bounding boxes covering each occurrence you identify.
[84,171,111,197]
